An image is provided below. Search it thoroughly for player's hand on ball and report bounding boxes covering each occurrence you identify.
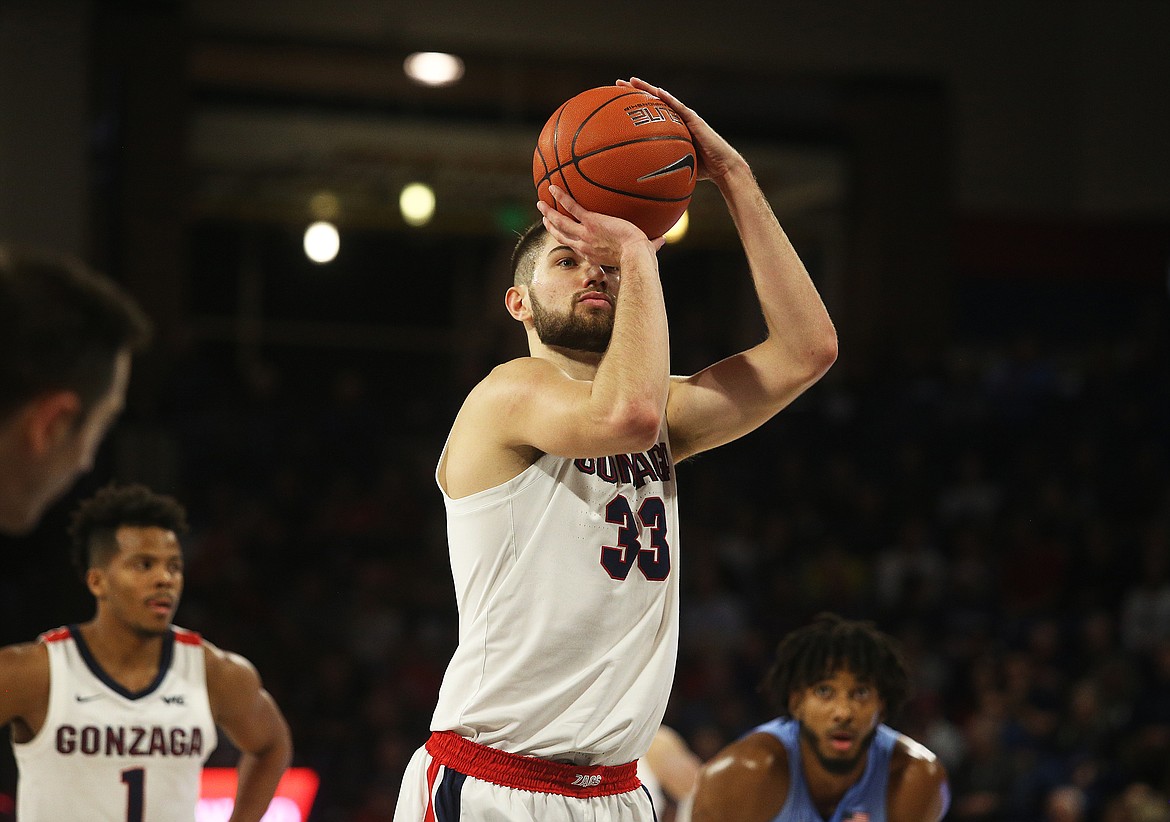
[619,77,745,184]
[538,185,665,267]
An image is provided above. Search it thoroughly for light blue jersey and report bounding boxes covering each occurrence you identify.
[752,718,897,822]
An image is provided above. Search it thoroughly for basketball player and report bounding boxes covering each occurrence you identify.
[0,483,292,821]
[0,245,152,535]
[394,76,837,820]
[690,613,950,822]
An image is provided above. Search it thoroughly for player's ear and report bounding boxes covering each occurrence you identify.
[24,391,82,454]
[86,566,106,599]
[505,285,531,322]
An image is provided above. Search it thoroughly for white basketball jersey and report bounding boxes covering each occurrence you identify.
[431,428,680,766]
[13,625,218,822]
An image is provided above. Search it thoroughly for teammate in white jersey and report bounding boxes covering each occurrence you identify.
[0,483,292,822]
[394,75,837,822]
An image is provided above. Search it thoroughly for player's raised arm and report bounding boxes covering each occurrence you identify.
[620,78,838,462]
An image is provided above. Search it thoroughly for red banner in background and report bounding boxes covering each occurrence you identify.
[198,767,320,822]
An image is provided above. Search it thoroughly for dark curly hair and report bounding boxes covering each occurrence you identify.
[762,612,911,718]
[68,483,188,579]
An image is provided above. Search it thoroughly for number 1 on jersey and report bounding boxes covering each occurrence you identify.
[121,767,144,822]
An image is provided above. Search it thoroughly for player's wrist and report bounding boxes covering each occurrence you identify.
[711,155,753,190]
[618,237,657,264]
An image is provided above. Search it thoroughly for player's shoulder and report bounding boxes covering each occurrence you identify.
[0,639,50,667]
[454,357,553,417]
[700,732,789,793]
[694,732,790,821]
[723,730,788,763]
[199,636,259,687]
[483,356,583,390]
[888,732,949,821]
[451,357,558,442]
[170,625,204,647]
[0,639,49,685]
[890,731,946,777]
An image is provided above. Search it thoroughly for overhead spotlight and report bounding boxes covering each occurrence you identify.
[303,221,340,264]
[399,182,436,227]
[403,52,465,87]
[663,210,689,244]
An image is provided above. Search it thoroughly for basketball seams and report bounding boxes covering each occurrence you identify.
[570,135,694,163]
[562,182,690,204]
[533,85,696,237]
[538,137,694,182]
[549,101,578,204]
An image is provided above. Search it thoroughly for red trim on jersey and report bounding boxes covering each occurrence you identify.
[40,626,71,643]
[424,731,641,797]
[423,755,442,822]
[173,627,203,645]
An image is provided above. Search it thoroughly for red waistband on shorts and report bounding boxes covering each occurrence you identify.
[424,731,642,797]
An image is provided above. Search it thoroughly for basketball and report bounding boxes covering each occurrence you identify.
[533,85,697,239]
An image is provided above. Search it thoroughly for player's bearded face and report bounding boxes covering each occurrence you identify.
[528,288,613,353]
[799,722,879,775]
[791,668,884,776]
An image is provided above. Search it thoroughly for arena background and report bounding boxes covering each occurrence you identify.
[1,1,1168,820]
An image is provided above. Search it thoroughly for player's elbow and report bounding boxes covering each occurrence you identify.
[606,400,664,452]
[815,325,839,369]
[800,327,838,382]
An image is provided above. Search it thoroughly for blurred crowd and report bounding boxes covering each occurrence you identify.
[1,284,1167,822]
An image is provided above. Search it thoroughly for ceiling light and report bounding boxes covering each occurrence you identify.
[303,221,340,263]
[403,52,465,87]
[400,182,436,227]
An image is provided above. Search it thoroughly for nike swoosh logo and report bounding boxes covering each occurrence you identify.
[637,154,696,182]
[75,693,104,702]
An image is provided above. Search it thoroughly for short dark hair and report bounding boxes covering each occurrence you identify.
[762,612,911,717]
[68,483,188,578]
[0,245,152,420]
[510,221,548,287]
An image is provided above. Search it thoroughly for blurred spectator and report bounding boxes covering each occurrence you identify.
[1119,526,1170,652]
[1045,785,1088,822]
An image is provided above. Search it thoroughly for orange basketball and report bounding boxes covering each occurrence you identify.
[533,85,696,239]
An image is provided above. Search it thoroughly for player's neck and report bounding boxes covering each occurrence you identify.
[529,339,603,380]
[79,618,168,679]
[801,745,869,816]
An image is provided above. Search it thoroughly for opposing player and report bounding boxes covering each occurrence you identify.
[394,76,837,821]
[0,245,151,535]
[691,613,950,822]
[0,483,292,821]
